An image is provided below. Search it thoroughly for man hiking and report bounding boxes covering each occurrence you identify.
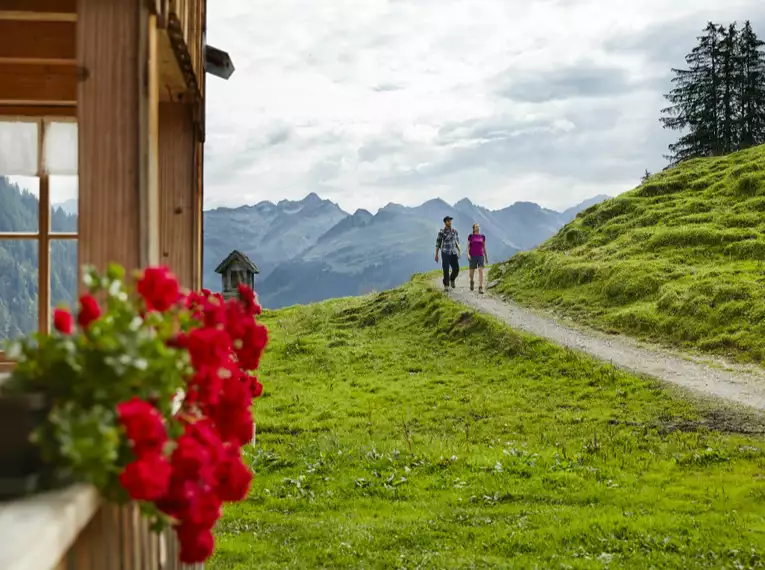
[435,215,461,292]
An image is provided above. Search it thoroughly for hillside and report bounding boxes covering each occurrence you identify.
[209,279,765,568]
[492,144,765,365]
[203,193,609,308]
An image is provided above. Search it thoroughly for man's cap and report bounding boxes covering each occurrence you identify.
[443,215,453,222]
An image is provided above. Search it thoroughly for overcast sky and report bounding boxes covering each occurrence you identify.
[201,0,765,213]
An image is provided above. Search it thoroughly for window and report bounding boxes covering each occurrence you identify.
[0,119,78,366]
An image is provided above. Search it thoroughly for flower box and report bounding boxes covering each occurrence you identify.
[0,264,268,564]
[0,391,70,499]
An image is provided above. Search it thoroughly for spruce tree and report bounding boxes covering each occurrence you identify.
[718,23,739,153]
[660,22,724,163]
[661,20,765,163]
[737,20,765,148]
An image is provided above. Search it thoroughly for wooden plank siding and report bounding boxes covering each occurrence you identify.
[76,0,156,277]
[159,102,196,289]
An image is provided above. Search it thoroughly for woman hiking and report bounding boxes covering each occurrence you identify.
[467,223,488,293]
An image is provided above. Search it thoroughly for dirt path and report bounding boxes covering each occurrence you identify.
[436,269,765,411]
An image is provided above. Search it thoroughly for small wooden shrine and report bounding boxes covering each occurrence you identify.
[214,250,259,299]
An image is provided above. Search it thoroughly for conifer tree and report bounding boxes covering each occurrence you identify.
[718,23,739,153]
[737,20,765,148]
[660,22,723,163]
[661,20,765,163]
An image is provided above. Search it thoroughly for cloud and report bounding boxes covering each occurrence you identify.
[495,63,635,103]
[203,0,765,214]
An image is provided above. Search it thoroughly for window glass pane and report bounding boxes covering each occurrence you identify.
[50,240,78,314]
[51,175,78,233]
[0,121,38,176]
[0,239,38,344]
[43,121,77,176]
[0,176,39,232]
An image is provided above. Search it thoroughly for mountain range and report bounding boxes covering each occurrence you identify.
[202,193,610,308]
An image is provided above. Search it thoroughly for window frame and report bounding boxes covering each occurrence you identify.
[0,117,78,370]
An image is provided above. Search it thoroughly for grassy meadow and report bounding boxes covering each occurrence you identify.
[209,280,765,569]
[492,143,765,365]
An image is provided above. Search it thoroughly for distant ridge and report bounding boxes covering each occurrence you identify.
[203,192,610,308]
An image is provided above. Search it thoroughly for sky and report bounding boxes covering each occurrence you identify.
[7,1,764,214]
[202,0,765,214]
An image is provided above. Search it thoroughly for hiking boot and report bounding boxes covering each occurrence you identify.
[450,279,456,289]
[469,280,474,291]
[443,285,450,293]
[478,286,484,294]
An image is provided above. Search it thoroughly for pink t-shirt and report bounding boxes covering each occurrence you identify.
[468,233,485,257]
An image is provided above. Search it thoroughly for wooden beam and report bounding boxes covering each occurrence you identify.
[144,13,160,267]
[0,12,76,22]
[158,28,188,102]
[38,123,50,335]
[0,63,76,103]
[159,102,195,289]
[0,104,75,117]
[0,21,75,60]
[194,139,203,290]
[0,0,75,10]
[77,0,151,277]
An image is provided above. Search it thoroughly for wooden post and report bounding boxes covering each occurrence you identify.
[158,102,195,289]
[77,0,158,278]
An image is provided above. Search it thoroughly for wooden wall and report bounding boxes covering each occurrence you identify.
[77,0,158,277]
[158,102,196,290]
[77,0,205,290]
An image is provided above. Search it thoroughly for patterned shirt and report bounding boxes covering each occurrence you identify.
[436,227,460,255]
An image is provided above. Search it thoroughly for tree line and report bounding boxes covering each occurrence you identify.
[660,20,765,164]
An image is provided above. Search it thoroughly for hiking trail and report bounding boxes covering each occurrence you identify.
[437,269,765,411]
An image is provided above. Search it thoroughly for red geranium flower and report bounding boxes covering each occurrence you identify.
[187,419,225,464]
[177,525,215,564]
[245,374,264,399]
[117,397,168,455]
[137,266,181,312]
[236,321,268,371]
[214,406,254,447]
[185,483,222,529]
[119,452,172,501]
[171,433,211,480]
[215,446,253,502]
[53,308,74,334]
[76,294,101,328]
[236,284,262,315]
[187,327,232,371]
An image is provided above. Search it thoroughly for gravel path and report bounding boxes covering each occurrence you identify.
[436,269,765,411]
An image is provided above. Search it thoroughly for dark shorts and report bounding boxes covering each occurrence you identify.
[469,256,485,269]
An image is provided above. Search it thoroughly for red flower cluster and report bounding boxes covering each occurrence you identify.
[53,293,102,335]
[117,397,172,501]
[116,269,268,564]
[137,266,181,312]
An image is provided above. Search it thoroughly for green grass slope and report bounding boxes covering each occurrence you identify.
[210,280,765,569]
[493,144,765,365]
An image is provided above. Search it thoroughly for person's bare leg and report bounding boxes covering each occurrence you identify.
[469,268,475,290]
[478,267,484,293]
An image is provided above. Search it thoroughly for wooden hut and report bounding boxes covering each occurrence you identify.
[0,1,234,568]
[214,250,260,300]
